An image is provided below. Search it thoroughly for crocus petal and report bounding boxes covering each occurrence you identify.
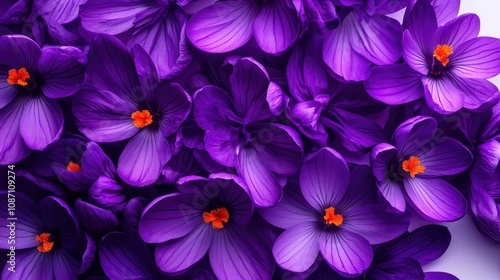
[0,96,30,164]
[405,0,437,55]
[121,197,149,235]
[204,129,240,167]
[379,225,451,265]
[139,193,200,243]
[0,192,42,249]
[0,35,41,71]
[425,272,459,280]
[471,139,500,187]
[193,85,240,131]
[350,13,402,65]
[128,5,191,78]
[393,116,437,157]
[37,47,86,99]
[272,223,320,272]
[364,63,424,105]
[404,177,467,222]
[322,14,371,81]
[452,37,500,79]
[253,0,299,54]
[2,248,54,280]
[100,232,159,280]
[117,129,171,187]
[367,258,424,280]
[370,143,397,182]
[209,224,274,280]
[154,82,191,137]
[469,184,500,243]
[258,184,318,229]
[0,72,18,109]
[73,89,138,143]
[431,0,460,26]
[237,146,282,207]
[379,178,406,213]
[422,76,464,114]
[20,95,63,151]
[81,142,115,179]
[302,0,338,32]
[402,30,429,75]
[80,0,154,35]
[186,1,258,53]
[39,196,80,250]
[88,176,126,213]
[229,57,272,123]
[435,14,480,47]
[155,223,213,273]
[319,229,373,277]
[74,199,119,234]
[415,138,473,177]
[447,76,499,110]
[87,34,143,103]
[299,148,349,211]
[33,0,87,24]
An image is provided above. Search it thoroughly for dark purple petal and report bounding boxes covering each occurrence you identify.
[193,85,240,131]
[405,0,437,55]
[319,229,373,277]
[88,176,127,212]
[436,14,480,47]
[154,82,191,137]
[367,258,424,280]
[139,193,200,243]
[0,72,19,110]
[393,116,437,156]
[471,139,500,187]
[300,148,349,211]
[402,30,429,75]
[186,1,258,53]
[33,0,86,24]
[117,129,172,187]
[1,248,54,279]
[121,197,149,235]
[404,177,467,222]
[272,223,320,272]
[204,129,240,167]
[0,35,41,71]
[253,0,299,54]
[74,199,119,234]
[100,232,159,280]
[0,96,30,164]
[424,272,459,280]
[39,196,80,250]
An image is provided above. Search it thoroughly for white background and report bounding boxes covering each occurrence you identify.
[411,2,500,280]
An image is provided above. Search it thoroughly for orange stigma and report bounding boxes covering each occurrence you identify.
[433,45,453,66]
[66,161,82,172]
[324,207,343,226]
[203,207,229,229]
[402,156,426,178]
[7,68,30,86]
[131,110,153,128]
[35,233,54,253]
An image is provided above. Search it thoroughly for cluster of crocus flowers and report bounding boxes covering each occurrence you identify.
[1,0,500,279]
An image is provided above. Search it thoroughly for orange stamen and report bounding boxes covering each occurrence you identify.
[35,233,54,253]
[66,161,82,172]
[402,156,426,178]
[324,207,343,226]
[131,110,153,128]
[7,68,30,86]
[203,207,229,229]
[433,45,453,67]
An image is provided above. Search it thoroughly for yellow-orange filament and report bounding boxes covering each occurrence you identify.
[131,110,153,128]
[402,156,426,178]
[35,233,54,253]
[324,207,343,226]
[203,207,229,229]
[66,161,82,172]
[433,45,453,67]
[7,68,30,86]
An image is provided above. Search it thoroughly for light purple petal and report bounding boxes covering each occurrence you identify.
[139,193,200,243]
[423,76,464,114]
[452,37,500,79]
[471,139,500,187]
[2,248,54,280]
[117,129,172,187]
[272,223,320,272]
[253,0,299,54]
[404,177,467,222]
[415,138,473,177]
[20,95,63,151]
[33,0,87,24]
[402,30,429,75]
[393,116,437,156]
[0,96,30,164]
[435,14,480,47]
[186,1,258,53]
[299,148,349,211]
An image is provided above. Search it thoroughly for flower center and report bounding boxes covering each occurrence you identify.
[7,67,30,86]
[402,156,425,178]
[433,45,453,67]
[66,161,82,172]
[324,207,343,226]
[35,233,54,253]
[131,110,153,128]
[203,207,229,229]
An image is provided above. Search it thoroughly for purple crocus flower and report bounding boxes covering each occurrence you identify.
[366,225,451,279]
[73,34,191,187]
[193,56,303,207]
[321,0,408,81]
[186,0,301,54]
[0,192,95,279]
[286,32,388,151]
[0,35,86,165]
[365,0,500,114]
[80,0,197,78]
[139,174,274,280]
[259,148,410,277]
[0,0,29,25]
[371,116,472,221]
